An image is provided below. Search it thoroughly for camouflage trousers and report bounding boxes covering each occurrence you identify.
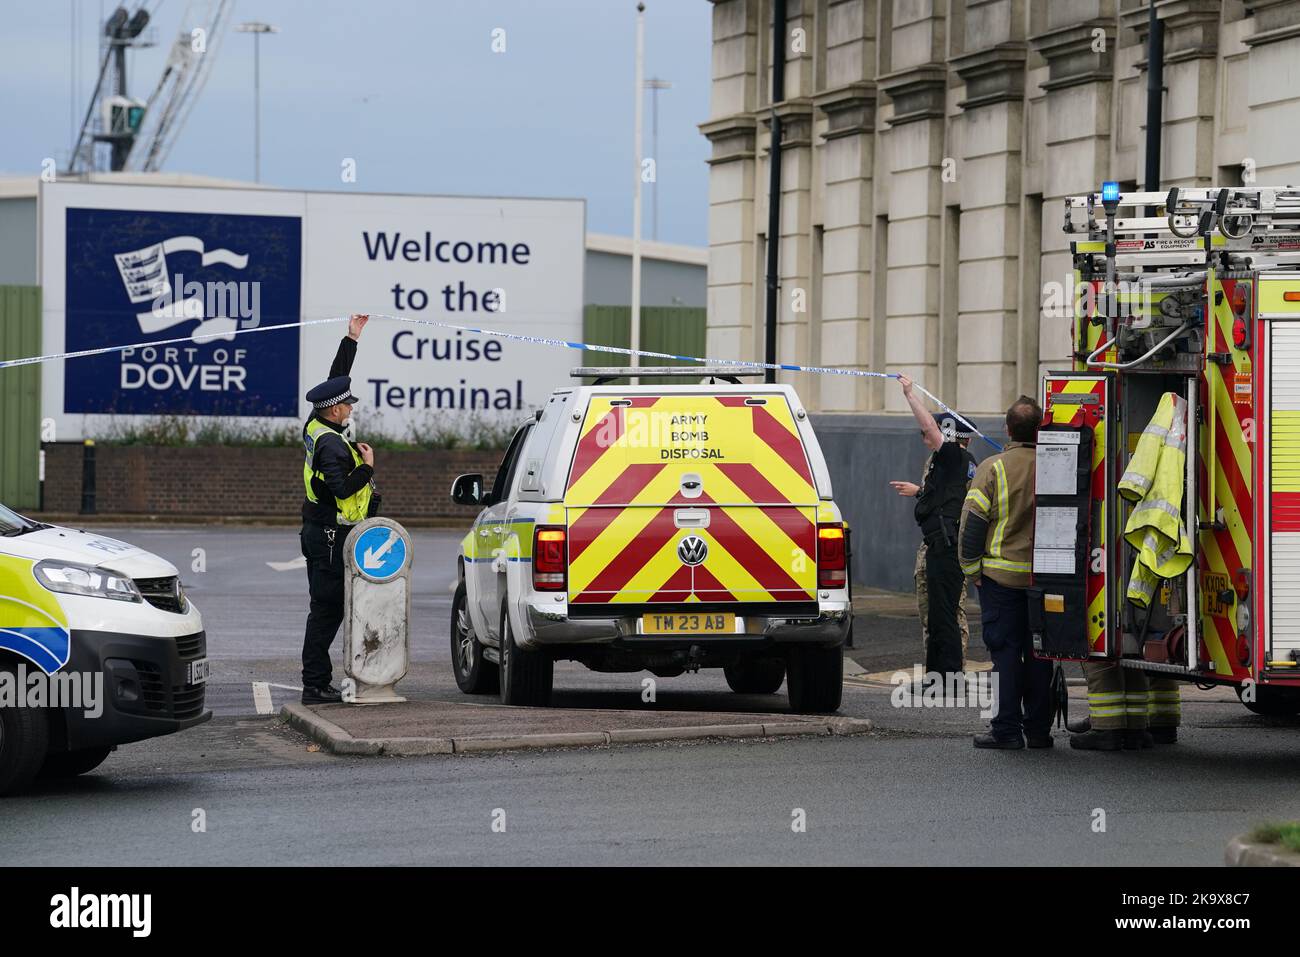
[915,542,969,664]
[1081,660,1182,731]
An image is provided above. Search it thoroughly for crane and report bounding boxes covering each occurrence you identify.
[68,1,234,174]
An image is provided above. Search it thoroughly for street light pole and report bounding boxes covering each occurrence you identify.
[237,21,279,183]
[646,77,672,241]
[630,3,645,381]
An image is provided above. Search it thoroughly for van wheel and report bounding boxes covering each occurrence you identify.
[0,666,50,797]
[1237,685,1300,717]
[724,658,786,694]
[786,646,843,714]
[451,582,499,694]
[499,600,552,706]
[41,747,113,779]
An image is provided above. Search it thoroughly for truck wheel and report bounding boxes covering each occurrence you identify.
[786,646,843,714]
[451,582,499,694]
[0,666,49,797]
[1237,684,1300,717]
[40,747,113,779]
[499,600,552,707]
[724,658,786,694]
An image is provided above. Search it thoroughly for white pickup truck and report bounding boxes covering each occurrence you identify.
[447,368,853,714]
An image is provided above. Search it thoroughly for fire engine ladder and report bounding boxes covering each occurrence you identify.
[1064,186,1300,270]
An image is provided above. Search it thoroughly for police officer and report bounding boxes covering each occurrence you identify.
[299,313,380,704]
[890,375,976,681]
[958,396,1051,749]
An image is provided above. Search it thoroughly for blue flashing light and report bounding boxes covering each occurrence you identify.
[1101,181,1121,203]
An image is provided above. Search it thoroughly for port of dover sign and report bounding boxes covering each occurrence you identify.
[39,182,585,440]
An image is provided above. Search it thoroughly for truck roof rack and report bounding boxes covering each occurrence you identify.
[572,366,762,385]
[1065,185,1300,270]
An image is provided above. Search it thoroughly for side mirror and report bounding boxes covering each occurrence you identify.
[451,473,485,507]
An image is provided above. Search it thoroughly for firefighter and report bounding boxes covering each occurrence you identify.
[299,313,380,705]
[1068,675,1181,747]
[959,396,1053,749]
[890,376,975,681]
[1072,392,1189,750]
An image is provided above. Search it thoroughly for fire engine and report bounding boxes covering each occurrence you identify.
[1030,183,1300,717]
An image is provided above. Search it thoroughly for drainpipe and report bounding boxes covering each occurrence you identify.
[763,0,786,384]
[1145,3,1164,201]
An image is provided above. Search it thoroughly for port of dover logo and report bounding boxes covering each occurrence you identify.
[63,207,303,417]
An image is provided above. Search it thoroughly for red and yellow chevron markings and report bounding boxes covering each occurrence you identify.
[1044,376,1109,654]
[564,394,818,604]
[1198,276,1253,679]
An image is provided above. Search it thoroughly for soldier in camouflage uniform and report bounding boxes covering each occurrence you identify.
[891,379,974,670]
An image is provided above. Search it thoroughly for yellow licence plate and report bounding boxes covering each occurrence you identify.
[641,613,737,635]
[1202,572,1232,617]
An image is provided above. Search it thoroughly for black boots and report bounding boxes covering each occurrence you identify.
[1068,729,1123,751]
[302,684,343,705]
[973,733,1024,750]
[1124,729,1155,750]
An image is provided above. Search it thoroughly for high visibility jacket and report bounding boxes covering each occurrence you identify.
[958,441,1037,588]
[1119,393,1192,607]
[303,417,375,525]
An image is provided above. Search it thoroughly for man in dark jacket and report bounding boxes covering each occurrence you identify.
[890,375,976,683]
[299,313,379,704]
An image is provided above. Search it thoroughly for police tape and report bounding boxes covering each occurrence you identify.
[0,311,1002,450]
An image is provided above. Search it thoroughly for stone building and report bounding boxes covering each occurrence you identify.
[700,0,1300,588]
[701,0,1300,417]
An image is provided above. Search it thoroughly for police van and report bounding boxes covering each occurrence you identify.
[0,504,210,795]
[448,367,852,713]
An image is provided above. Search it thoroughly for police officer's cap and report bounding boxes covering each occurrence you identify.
[934,411,975,440]
[306,375,359,409]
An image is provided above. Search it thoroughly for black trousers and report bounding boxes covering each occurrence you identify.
[924,538,965,676]
[301,521,345,688]
[978,576,1053,740]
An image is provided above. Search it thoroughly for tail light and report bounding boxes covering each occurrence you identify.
[817,523,847,589]
[533,526,566,591]
[1234,568,1251,601]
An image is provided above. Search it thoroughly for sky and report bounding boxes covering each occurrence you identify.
[1,0,712,247]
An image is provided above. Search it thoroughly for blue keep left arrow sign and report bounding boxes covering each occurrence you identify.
[353,525,408,581]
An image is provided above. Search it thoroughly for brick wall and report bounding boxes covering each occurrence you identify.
[42,443,504,521]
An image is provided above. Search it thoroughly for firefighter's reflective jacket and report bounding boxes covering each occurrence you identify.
[958,441,1036,588]
[1119,392,1193,607]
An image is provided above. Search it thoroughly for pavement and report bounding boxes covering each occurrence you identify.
[1,522,1296,866]
[282,700,871,755]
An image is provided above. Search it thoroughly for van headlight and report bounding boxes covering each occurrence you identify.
[34,560,142,603]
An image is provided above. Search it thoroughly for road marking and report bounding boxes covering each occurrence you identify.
[252,681,305,715]
[267,557,307,571]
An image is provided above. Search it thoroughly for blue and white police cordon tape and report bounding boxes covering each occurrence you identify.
[0,312,1002,451]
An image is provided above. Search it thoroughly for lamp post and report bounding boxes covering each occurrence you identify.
[236,21,279,183]
[645,77,671,241]
[630,3,645,381]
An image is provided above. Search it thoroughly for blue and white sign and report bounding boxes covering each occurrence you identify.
[352,524,409,582]
[62,206,303,416]
[39,181,584,440]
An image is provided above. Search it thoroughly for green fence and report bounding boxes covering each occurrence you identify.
[581,304,707,384]
[0,286,41,510]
